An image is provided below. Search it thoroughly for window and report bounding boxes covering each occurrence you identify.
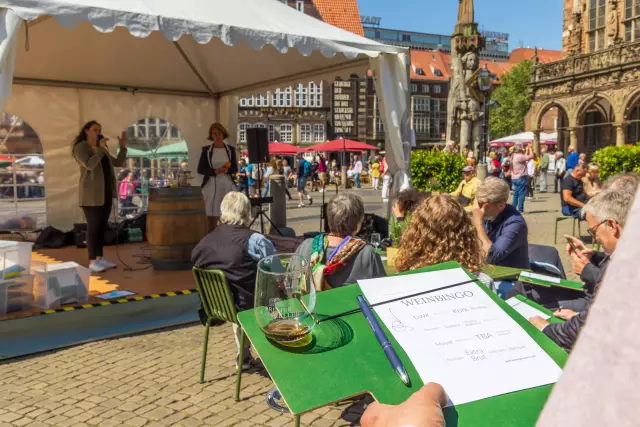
[402,34,411,42]
[148,118,158,138]
[296,0,304,11]
[284,87,292,107]
[268,124,276,142]
[295,84,308,107]
[412,97,430,112]
[300,124,312,143]
[624,0,640,42]
[376,116,384,133]
[240,98,247,107]
[588,0,607,51]
[273,89,284,107]
[159,120,168,139]
[170,126,181,139]
[280,124,293,143]
[411,84,418,92]
[256,93,269,107]
[309,82,323,107]
[247,96,255,107]
[422,85,430,93]
[239,123,249,143]
[254,123,267,129]
[413,116,428,134]
[313,124,325,142]
[434,85,441,94]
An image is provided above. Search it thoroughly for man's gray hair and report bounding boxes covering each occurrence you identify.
[603,172,640,198]
[327,193,365,236]
[556,151,564,158]
[476,177,510,204]
[219,191,251,226]
[582,189,634,227]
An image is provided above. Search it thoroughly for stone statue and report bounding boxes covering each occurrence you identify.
[447,0,483,151]
[607,0,619,45]
[457,0,474,24]
[569,12,583,55]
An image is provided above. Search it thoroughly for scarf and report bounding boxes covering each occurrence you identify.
[309,234,366,291]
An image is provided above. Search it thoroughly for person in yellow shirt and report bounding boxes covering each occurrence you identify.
[450,166,482,207]
[370,156,381,190]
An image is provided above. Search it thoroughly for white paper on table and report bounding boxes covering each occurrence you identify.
[358,268,563,406]
[520,271,561,284]
[506,297,551,321]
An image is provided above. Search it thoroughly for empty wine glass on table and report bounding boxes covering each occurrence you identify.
[371,233,381,251]
[254,254,316,413]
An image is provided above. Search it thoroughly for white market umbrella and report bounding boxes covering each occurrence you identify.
[15,155,44,166]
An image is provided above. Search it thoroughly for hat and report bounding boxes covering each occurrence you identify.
[462,166,474,173]
[209,122,230,140]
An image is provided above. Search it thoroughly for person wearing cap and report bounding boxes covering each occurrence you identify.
[450,166,481,208]
[197,122,239,233]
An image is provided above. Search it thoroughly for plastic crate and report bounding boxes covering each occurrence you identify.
[0,274,34,316]
[33,262,90,309]
[0,241,33,280]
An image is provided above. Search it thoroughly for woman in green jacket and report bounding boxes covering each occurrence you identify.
[72,121,127,273]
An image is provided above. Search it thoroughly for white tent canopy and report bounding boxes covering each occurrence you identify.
[489,131,557,146]
[0,0,411,230]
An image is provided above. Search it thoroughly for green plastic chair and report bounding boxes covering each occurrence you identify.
[554,216,582,244]
[192,267,246,401]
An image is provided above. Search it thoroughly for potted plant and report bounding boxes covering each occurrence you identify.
[386,210,412,268]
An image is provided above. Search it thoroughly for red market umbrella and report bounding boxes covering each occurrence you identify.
[268,142,303,155]
[305,139,380,153]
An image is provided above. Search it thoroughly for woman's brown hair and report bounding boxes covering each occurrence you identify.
[395,195,484,274]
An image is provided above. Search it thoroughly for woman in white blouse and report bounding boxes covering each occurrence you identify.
[197,123,239,233]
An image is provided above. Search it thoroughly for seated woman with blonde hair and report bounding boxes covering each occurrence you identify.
[395,195,493,289]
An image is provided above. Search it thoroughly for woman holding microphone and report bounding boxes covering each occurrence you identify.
[197,123,238,233]
[72,121,127,273]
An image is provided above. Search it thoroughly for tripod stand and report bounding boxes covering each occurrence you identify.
[246,163,283,237]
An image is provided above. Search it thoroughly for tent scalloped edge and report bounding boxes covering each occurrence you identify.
[10,6,378,60]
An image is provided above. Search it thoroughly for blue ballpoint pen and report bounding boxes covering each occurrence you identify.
[357,296,411,387]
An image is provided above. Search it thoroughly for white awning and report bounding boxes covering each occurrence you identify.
[1,0,406,97]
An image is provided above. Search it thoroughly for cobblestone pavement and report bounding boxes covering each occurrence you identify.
[0,184,584,427]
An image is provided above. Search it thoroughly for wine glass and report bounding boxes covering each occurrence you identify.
[371,233,381,251]
[254,254,316,346]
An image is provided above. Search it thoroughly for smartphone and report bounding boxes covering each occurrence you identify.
[97,134,104,147]
[566,236,580,254]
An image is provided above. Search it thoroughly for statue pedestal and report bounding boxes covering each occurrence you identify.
[476,163,488,182]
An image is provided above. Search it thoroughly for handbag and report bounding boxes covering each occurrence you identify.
[73,223,87,248]
[456,182,470,206]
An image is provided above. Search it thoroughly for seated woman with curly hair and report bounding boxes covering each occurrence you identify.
[394,194,493,289]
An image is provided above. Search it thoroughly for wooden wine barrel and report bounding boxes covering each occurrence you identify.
[147,187,208,270]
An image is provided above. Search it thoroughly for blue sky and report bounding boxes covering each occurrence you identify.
[358,0,564,51]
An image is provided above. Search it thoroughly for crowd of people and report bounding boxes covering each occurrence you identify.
[188,139,638,425]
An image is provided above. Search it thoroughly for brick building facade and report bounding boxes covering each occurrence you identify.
[529,0,640,154]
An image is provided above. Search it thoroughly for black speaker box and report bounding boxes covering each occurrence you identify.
[247,128,269,164]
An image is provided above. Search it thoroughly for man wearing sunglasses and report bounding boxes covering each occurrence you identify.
[529,188,633,351]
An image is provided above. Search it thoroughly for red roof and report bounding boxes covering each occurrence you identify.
[509,48,563,64]
[311,0,364,36]
[409,50,451,81]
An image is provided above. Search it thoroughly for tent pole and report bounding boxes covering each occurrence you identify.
[172,41,217,98]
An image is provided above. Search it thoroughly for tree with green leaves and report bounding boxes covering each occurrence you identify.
[488,60,532,139]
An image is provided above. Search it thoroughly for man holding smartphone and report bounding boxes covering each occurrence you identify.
[529,188,633,350]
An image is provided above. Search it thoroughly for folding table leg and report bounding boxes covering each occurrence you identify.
[293,414,300,427]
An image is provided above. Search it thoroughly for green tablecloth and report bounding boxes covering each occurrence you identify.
[237,261,567,425]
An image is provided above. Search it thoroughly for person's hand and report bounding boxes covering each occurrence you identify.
[361,383,447,427]
[570,250,591,276]
[554,308,578,321]
[563,234,594,259]
[118,131,127,149]
[215,167,228,175]
[471,199,485,224]
[529,316,549,331]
